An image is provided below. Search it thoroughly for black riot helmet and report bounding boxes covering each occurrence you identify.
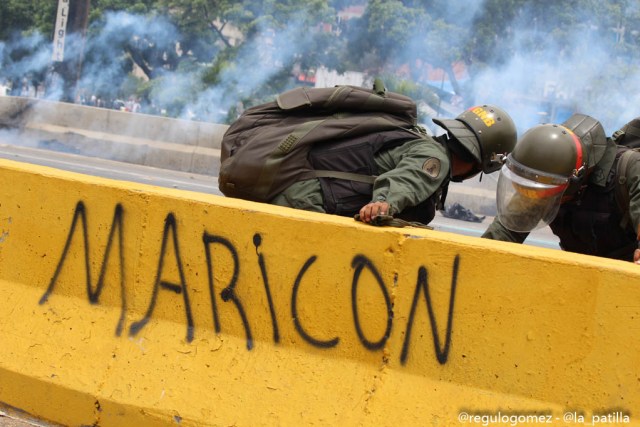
[433,105,517,174]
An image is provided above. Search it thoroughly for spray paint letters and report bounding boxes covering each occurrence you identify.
[39,201,459,365]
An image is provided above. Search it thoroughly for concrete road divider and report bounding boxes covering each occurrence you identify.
[0,158,639,426]
[0,96,226,175]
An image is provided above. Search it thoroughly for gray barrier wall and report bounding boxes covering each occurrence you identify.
[0,95,227,175]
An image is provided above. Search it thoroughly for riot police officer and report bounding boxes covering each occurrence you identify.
[482,114,640,263]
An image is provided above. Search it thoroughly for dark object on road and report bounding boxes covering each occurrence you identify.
[441,202,485,223]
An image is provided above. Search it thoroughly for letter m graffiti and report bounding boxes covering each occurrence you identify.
[39,201,127,335]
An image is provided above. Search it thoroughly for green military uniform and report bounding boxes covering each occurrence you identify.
[270,137,450,217]
[483,141,640,259]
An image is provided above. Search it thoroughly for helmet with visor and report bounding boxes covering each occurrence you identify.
[496,124,584,232]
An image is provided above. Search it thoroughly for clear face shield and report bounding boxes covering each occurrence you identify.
[496,155,569,232]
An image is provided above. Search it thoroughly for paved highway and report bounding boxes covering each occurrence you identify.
[0,143,560,250]
[0,410,53,427]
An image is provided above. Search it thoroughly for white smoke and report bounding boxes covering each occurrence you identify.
[466,2,640,135]
[1,3,640,136]
[0,32,50,93]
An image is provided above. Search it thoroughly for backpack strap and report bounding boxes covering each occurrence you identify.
[437,181,449,211]
[616,148,640,228]
[313,170,376,184]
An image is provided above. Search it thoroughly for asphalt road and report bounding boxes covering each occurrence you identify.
[0,412,53,427]
[0,143,219,194]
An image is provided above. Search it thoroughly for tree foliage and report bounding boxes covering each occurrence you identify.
[1,0,640,126]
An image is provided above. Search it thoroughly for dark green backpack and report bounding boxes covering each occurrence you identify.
[218,81,424,202]
[612,118,640,148]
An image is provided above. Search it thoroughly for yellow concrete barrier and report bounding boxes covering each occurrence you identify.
[0,158,638,426]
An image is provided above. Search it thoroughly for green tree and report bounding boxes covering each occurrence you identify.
[4,0,640,127]
[0,0,57,40]
[349,0,423,71]
[0,0,57,93]
[155,0,340,113]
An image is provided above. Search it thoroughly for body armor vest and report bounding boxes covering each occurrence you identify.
[549,148,637,261]
[309,134,449,224]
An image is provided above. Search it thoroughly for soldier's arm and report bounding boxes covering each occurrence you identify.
[481,216,530,244]
[371,138,449,214]
[270,179,326,213]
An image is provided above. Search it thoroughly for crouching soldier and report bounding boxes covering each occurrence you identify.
[482,114,640,263]
[271,105,517,226]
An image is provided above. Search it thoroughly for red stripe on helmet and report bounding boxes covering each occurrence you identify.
[568,129,583,170]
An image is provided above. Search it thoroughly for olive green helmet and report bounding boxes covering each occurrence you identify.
[495,123,585,232]
[433,104,517,173]
[511,123,585,177]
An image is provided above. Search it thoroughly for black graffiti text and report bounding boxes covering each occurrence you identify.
[39,201,460,364]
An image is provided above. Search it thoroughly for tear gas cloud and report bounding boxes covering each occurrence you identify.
[464,2,640,135]
[1,3,639,137]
